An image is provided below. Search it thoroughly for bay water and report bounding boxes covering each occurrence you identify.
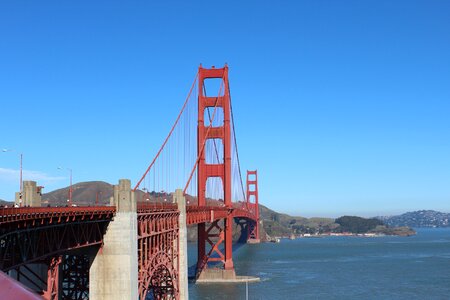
[188,228,450,299]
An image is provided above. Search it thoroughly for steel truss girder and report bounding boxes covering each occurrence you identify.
[138,210,180,300]
[0,207,115,229]
[11,253,91,300]
[61,254,90,300]
[0,220,109,272]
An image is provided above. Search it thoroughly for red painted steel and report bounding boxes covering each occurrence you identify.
[42,256,61,300]
[246,170,260,240]
[186,206,227,225]
[0,207,114,273]
[0,204,253,228]
[137,209,180,300]
[197,65,235,274]
[0,207,114,272]
[61,255,90,300]
[0,201,257,298]
[0,206,115,225]
[137,203,178,212]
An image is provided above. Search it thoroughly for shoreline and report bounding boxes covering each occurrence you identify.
[271,231,416,240]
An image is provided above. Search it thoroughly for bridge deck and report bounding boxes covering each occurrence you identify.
[0,207,116,225]
[0,204,256,227]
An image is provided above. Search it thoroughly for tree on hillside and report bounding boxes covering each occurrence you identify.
[335,216,384,233]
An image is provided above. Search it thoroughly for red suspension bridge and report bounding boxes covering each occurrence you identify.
[0,65,260,300]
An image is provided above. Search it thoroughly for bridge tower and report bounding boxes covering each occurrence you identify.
[197,64,235,278]
[246,170,260,242]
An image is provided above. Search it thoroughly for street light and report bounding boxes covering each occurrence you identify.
[96,191,102,206]
[57,167,73,207]
[2,149,23,207]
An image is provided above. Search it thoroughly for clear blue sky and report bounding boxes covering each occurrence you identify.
[1,1,449,217]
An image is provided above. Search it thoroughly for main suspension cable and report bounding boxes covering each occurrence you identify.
[228,82,246,201]
[134,71,199,191]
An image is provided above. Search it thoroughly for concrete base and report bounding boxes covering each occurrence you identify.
[90,180,138,300]
[89,212,138,300]
[247,238,261,244]
[174,189,189,300]
[196,268,260,283]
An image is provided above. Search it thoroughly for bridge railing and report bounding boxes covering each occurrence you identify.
[137,202,178,212]
[186,206,228,225]
[0,203,257,226]
[0,206,116,225]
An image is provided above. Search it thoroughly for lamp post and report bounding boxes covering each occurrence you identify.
[2,149,23,207]
[96,191,102,206]
[57,167,73,206]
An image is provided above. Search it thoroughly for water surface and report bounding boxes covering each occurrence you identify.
[188,228,450,299]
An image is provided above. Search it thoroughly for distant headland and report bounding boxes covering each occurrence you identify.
[258,206,416,240]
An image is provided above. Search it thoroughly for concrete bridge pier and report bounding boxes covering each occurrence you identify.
[174,189,189,300]
[89,179,138,300]
[9,181,47,295]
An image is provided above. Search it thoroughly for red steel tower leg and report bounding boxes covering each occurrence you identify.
[43,256,61,300]
[197,64,235,275]
[246,170,260,241]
